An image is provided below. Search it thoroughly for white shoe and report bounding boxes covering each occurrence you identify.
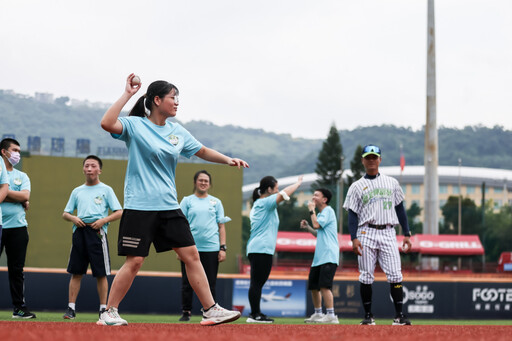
[200,303,241,326]
[304,312,325,323]
[317,314,339,324]
[96,307,128,326]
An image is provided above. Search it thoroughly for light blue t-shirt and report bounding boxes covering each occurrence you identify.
[0,159,11,226]
[64,182,122,233]
[112,116,203,211]
[0,168,30,229]
[180,194,231,252]
[312,206,340,267]
[247,194,279,256]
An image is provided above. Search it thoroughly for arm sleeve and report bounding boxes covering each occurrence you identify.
[111,116,130,142]
[64,191,77,214]
[21,173,31,191]
[107,187,122,212]
[395,202,411,236]
[180,196,189,218]
[179,126,203,158]
[348,209,359,241]
[216,200,232,224]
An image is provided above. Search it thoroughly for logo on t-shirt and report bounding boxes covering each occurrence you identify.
[94,196,103,205]
[13,178,22,186]
[168,135,179,146]
[209,199,217,206]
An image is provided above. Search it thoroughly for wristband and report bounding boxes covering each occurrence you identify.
[309,210,315,215]
[220,245,227,251]
[279,190,290,201]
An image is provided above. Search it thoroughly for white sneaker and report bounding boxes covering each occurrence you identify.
[304,312,325,323]
[200,303,241,326]
[96,307,128,326]
[317,314,339,324]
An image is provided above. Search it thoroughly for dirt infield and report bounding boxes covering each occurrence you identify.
[1,322,511,341]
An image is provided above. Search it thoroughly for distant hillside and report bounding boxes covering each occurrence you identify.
[1,90,511,184]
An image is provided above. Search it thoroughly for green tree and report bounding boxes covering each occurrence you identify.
[278,196,310,232]
[346,145,365,187]
[483,205,512,261]
[440,196,482,235]
[406,202,423,235]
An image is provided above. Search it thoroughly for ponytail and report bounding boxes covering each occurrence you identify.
[252,176,278,203]
[129,95,147,117]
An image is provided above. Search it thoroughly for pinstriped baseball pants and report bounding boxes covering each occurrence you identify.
[357,226,403,284]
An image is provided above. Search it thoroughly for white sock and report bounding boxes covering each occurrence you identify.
[68,303,76,310]
[314,307,322,314]
[100,304,107,311]
[326,308,335,316]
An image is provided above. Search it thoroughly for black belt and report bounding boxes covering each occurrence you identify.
[368,224,390,230]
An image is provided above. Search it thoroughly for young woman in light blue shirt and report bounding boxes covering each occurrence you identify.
[99,74,248,326]
[246,174,303,323]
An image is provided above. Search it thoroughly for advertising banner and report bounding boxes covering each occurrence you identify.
[232,279,306,317]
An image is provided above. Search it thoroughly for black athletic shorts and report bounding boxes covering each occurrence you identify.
[307,263,338,290]
[117,209,195,257]
[67,225,110,277]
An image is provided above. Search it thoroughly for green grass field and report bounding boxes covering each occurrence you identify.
[0,311,510,325]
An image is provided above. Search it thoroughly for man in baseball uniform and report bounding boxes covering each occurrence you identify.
[343,144,412,325]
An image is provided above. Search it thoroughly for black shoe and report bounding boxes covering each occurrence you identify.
[360,312,375,325]
[99,308,106,318]
[392,313,411,325]
[63,307,76,319]
[13,307,36,319]
[179,311,191,322]
[246,313,274,323]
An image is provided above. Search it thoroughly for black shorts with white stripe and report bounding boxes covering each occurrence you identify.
[117,209,195,257]
[67,225,110,277]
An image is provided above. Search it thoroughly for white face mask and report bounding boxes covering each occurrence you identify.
[7,151,20,166]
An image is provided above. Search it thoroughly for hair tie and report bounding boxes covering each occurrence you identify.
[143,96,151,116]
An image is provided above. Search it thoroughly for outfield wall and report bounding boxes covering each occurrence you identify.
[0,156,243,273]
[1,268,511,319]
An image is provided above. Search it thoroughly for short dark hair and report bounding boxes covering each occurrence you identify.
[83,155,103,169]
[315,188,332,204]
[0,138,20,151]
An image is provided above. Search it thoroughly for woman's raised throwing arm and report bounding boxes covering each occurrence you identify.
[101,73,141,134]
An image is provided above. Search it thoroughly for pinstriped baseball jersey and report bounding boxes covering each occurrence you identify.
[343,173,404,226]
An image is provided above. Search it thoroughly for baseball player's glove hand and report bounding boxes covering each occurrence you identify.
[352,239,363,256]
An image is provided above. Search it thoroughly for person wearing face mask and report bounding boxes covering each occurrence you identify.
[0,138,36,319]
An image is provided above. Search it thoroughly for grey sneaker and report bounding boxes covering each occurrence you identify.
[392,313,411,325]
[360,313,376,325]
[200,303,241,326]
[304,312,324,323]
[317,314,339,324]
[96,307,128,326]
[63,307,76,319]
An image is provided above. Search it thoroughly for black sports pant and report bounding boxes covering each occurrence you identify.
[248,253,273,315]
[0,227,29,309]
[180,251,219,311]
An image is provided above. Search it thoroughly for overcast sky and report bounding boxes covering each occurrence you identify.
[1,0,510,139]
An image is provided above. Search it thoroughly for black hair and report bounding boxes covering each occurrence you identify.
[129,80,179,117]
[193,170,212,192]
[83,155,103,169]
[252,176,278,202]
[315,188,332,204]
[0,138,20,151]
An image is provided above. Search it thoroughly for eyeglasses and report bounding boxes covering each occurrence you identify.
[170,95,179,104]
[362,145,381,155]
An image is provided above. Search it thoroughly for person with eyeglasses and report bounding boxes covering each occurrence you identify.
[98,74,248,326]
[343,144,412,326]
[178,170,231,322]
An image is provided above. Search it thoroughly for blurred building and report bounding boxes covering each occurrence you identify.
[242,166,512,221]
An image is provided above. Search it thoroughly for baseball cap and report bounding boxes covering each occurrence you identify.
[362,145,381,157]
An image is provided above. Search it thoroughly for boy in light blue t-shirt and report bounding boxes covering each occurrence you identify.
[62,155,122,320]
[300,188,340,324]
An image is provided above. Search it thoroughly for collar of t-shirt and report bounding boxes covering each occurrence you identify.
[364,173,380,180]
